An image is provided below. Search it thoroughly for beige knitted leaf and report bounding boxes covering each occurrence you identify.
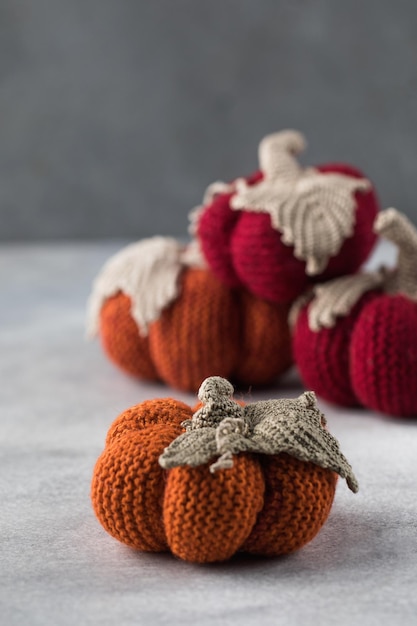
[158,376,358,492]
[86,236,184,337]
[304,271,386,332]
[230,130,370,275]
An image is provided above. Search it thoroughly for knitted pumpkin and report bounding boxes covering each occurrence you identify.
[195,130,379,303]
[91,376,358,563]
[293,208,417,417]
[87,238,292,392]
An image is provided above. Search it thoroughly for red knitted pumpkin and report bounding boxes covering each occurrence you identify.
[196,130,379,303]
[293,208,417,417]
[91,376,358,563]
[87,237,292,392]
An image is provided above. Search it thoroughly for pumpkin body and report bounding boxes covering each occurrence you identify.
[293,291,378,407]
[294,292,417,417]
[100,293,159,381]
[92,399,191,551]
[163,456,265,563]
[242,454,337,555]
[99,268,292,392]
[91,399,338,563]
[197,164,379,304]
[350,294,417,416]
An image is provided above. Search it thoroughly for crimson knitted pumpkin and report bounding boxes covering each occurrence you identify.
[91,376,358,563]
[293,208,417,417]
[87,237,292,392]
[195,130,379,303]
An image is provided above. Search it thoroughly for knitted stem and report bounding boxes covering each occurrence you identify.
[258,130,306,181]
[375,208,417,299]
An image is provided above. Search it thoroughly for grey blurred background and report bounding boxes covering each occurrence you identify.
[0,0,416,241]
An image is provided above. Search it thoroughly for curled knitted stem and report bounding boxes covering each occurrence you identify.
[374,208,417,299]
[258,130,306,182]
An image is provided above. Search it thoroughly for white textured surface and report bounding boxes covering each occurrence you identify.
[1,241,417,626]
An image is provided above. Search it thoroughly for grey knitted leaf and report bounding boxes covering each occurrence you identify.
[244,399,358,492]
[159,428,217,470]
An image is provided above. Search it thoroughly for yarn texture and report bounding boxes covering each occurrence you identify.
[91,376,357,563]
[196,129,379,303]
[293,208,417,417]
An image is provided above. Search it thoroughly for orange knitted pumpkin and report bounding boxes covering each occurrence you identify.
[87,237,292,392]
[91,376,358,563]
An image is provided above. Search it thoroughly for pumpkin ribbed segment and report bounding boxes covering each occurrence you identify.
[235,291,292,386]
[91,423,183,552]
[106,398,191,446]
[149,269,240,392]
[100,293,158,381]
[243,454,337,555]
[163,455,265,563]
[350,294,417,417]
[293,300,362,407]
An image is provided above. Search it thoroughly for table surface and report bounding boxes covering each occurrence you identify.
[1,240,416,626]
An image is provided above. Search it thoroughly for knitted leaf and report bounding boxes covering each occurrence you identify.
[159,428,217,469]
[87,237,184,337]
[244,399,358,492]
[301,271,386,331]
